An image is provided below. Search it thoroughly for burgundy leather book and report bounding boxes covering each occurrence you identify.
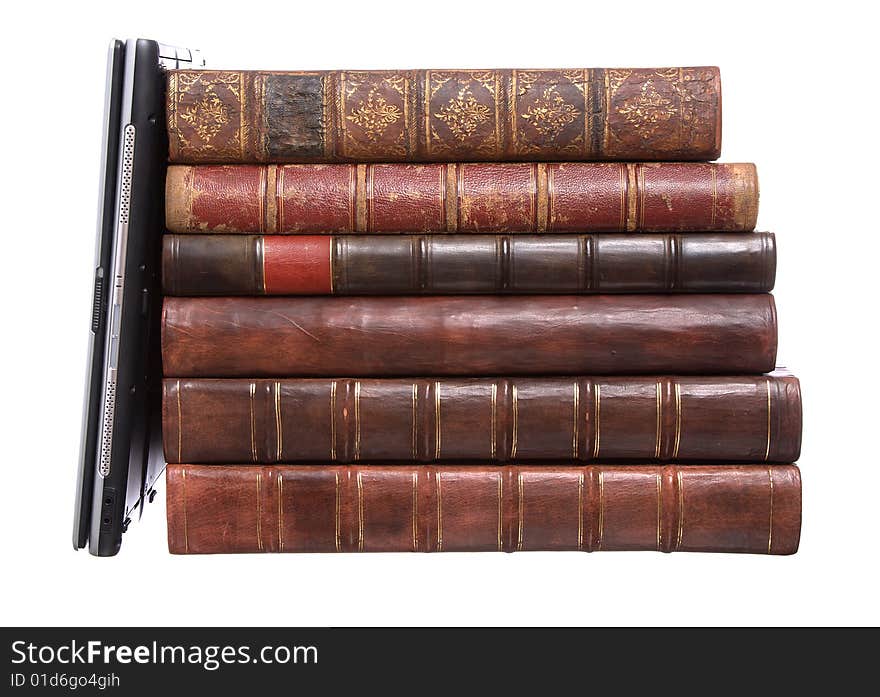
[166,162,757,234]
[162,233,776,296]
[162,372,801,465]
[161,295,778,377]
[167,68,721,163]
[166,464,801,555]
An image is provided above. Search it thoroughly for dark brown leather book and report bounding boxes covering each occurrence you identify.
[166,162,757,234]
[162,233,776,296]
[167,68,721,163]
[166,464,801,555]
[161,295,778,377]
[162,372,801,465]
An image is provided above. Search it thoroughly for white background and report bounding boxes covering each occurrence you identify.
[1,0,877,627]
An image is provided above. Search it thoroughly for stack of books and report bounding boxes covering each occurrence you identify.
[161,67,801,554]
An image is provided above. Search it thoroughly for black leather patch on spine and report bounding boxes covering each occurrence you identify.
[265,74,325,161]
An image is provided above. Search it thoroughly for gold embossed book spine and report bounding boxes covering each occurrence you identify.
[167,68,721,163]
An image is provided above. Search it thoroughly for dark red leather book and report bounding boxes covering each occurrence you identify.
[162,233,776,295]
[167,68,721,163]
[166,464,801,555]
[162,372,801,465]
[166,162,757,234]
[161,295,778,377]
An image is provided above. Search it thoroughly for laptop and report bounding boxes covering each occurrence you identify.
[73,39,205,556]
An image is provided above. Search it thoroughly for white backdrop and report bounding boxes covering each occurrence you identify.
[1,0,877,626]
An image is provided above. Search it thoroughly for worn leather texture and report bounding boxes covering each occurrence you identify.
[166,163,757,234]
[162,372,801,465]
[161,295,778,377]
[167,68,721,163]
[166,464,800,555]
[162,232,776,295]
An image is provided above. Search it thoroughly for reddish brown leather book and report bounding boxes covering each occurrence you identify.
[161,295,778,377]
[162,372,801,465]
[166,162,757,234]
[162,233,776,295]
[166,464,801,555]
[167,68,721,164]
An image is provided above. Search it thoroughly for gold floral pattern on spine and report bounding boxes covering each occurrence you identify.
[512,70,588,157]
[179,92,230,141]
[346,88,403,141]
[616,80,677,137]
[604,67,719,159]
[521,86,580,138]
[427,71,500,158]
[340,72,409,159]
[434,88,491,141]
[168,71,247,161]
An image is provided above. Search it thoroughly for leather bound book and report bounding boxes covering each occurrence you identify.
[166,464,801,555]
[161,295,778,377]
[166,162,757,234]
[167,68,721,164]
[162,372,801,465]
[162,233,776,296]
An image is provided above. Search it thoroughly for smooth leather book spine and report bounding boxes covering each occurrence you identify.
[166,163,757,234]
[167,68,721,163]
[162,233,776,296]
[161,295,778,377]
[166,464,801,555]
[162,372,802,465]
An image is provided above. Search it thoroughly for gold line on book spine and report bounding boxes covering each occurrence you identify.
[412,472,419,552]
[764,379,772,462]
[572,382,579,459]
[434,382,441,459]
[436,472,443,551]
[256,473,263,552]
[411,383,418,460]
[536,163,549,232]
[354,381,361,460]
[673,383,682,459]
[355,165,368,232]
[625,163,638,232]
[249,381,257,462]
[497,474,503,552]
[238,72,246,160]
[176,380,183,463]
[274,381,283,461]
[357,472,364,552]
[577,473,584,551]
[676,470,684,551]
[656,474,662,551]
[258,164,267,233]
[654,381,662,459]
[517,473,524,551]
[592,384,601,459]
[490,383,497,459]
[330,380,337,461]
[334,472,341,552]
[181,467,189,554]
[277,474,284,552]
[276,165,285,232]
[767,467,774,554]
[511,385,519,459]
[596,471,605,550]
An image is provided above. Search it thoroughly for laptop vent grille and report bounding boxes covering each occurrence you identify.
[91,274,103,333]
[119,125,135,225]
[98,378,116,477]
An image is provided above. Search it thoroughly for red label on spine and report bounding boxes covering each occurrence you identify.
[263,236,333,294]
